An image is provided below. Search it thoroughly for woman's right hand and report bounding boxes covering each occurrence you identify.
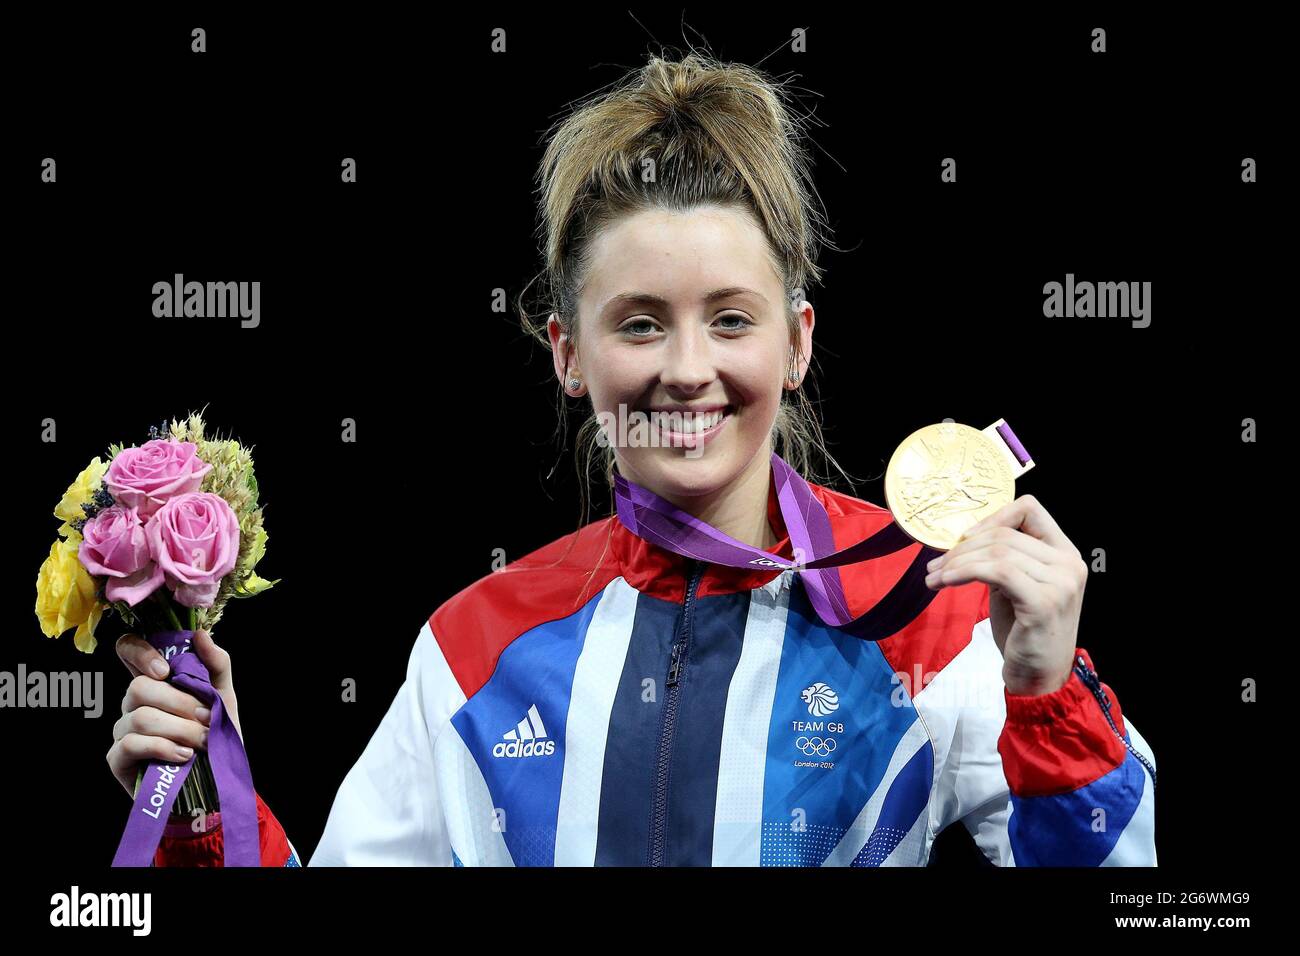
[106,629,242,798]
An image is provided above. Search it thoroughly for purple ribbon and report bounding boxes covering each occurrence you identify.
[614,451,949,641]
[111,630,259,867]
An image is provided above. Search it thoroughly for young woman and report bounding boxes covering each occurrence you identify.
[110,52,1156,867]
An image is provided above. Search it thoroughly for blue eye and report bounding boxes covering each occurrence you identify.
[716,313,753,330]
[622,319,658,336]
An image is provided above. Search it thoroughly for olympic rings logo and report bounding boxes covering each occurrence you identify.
[795,736,836,757]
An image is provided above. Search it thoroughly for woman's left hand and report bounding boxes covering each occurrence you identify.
[923,494,1085,696]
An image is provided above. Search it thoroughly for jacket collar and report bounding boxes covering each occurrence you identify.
[609,466,798,602]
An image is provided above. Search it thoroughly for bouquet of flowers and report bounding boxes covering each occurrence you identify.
[35,408,278,837]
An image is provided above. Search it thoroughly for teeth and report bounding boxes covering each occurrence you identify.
[651,410,725,433]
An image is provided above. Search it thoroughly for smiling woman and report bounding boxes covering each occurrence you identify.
[516,52,854,538]
[552,203,809,540]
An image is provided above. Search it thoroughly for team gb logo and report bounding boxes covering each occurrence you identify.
[801,682,839,716]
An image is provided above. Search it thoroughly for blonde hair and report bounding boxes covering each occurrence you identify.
[517,51,858,536]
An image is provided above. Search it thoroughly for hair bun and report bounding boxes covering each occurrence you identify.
[639,54,781,136]
[533,51,830,308]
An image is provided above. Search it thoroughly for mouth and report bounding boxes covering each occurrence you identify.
[641,404,735,448]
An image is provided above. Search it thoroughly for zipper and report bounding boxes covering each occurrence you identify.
[1073,654,1157,790]
[648,558,706,866]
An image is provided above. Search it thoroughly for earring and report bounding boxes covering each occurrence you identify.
[568,377,582,393]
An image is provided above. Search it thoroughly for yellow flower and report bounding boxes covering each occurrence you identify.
[54,456,108,538]
[35,537,104,654]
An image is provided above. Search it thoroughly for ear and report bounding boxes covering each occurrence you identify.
[789,300,815,386]
[547,312,572,384]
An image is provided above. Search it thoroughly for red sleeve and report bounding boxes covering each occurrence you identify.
[153,792,293,867]
[996,646,1129,798]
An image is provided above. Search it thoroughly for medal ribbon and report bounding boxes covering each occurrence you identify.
[616,450,960,641]
[111,630,259,867]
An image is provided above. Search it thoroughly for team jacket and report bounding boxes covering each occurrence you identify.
[155,477,1157,867]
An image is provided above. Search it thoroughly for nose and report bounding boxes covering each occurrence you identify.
[659,322,716,394]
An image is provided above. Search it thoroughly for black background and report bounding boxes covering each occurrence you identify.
[2,7,1276,936]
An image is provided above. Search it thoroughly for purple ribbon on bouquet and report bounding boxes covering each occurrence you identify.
[614,451,948,642]
[111,630,259,867]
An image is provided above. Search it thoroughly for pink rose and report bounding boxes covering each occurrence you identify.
[78,504,164,606]
[105,439,213,520]
[147,492,241,608]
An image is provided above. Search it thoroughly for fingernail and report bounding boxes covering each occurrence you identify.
[176,746,194,759]
[199,731,209,749]
[195,706,211,724]
[927,556,943,571]
[151,659,169,678]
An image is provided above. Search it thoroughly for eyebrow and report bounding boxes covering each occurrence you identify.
[602,286,768,314]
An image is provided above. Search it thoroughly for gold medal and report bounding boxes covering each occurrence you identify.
[884,418,1035,551]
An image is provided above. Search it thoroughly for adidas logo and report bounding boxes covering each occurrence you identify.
[492,704,556,758]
